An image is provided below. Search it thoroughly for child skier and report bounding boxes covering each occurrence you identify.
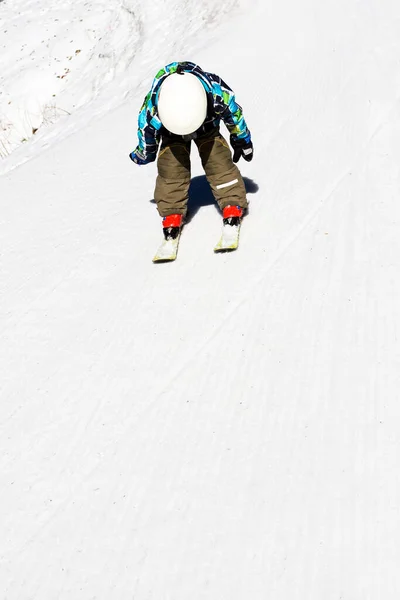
[129,61,253,248]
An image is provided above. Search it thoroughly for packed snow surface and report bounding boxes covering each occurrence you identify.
[1,0,400,598]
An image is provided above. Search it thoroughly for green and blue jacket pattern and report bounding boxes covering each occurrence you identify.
[134,61,251,162]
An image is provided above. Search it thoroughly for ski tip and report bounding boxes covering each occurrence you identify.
[214,222,240,253]
[152,235,180,262]
[152,256,177,263]
[214,246,238,253]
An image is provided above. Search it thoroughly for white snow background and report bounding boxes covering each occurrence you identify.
[1,0,400,597]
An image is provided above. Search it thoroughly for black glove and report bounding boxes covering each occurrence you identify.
[231,135,253,163]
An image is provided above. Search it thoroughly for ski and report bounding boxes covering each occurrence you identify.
[152,220,241,260]
[214,222,241,252]
[152,231,181,262]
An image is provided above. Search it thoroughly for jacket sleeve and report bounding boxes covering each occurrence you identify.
[218,79,251,144]
[134,63,182,160]
[135,92,161,161]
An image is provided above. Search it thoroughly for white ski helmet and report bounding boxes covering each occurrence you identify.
[157,72,207,135]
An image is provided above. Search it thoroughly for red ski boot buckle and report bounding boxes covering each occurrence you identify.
[163,214,183,229]
[223,205,243,219]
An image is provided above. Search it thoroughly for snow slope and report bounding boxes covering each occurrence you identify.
[2,0,400,598]
[0,0,240,164]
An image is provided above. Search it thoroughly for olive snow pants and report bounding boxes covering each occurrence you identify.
[154,128,248,217]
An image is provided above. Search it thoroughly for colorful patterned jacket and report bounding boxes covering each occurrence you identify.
[134,61,251,162]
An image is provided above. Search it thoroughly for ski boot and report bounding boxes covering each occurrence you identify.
[153,214,183,262]
[162,213,183,240]
[214,205,243,252]
[222,204,243,226]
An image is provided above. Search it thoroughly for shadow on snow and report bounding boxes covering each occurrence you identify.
[150,176,259,223]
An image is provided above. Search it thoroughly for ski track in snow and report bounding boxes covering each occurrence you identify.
[1,0,400,598]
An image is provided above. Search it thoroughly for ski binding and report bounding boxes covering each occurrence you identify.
[153,227,181,262]
[214,221,241,252]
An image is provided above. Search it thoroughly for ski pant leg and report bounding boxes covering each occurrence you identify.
[195,131,248,211]
[154,139,191,217]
